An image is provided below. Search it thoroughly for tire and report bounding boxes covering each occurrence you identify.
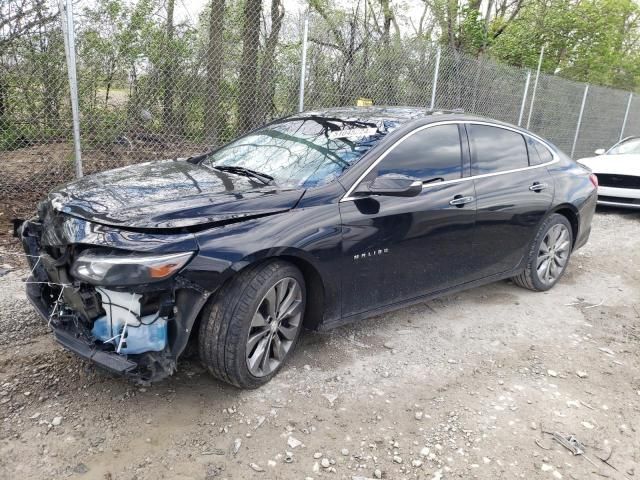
[512,213,573,292]
[198,260,306,388]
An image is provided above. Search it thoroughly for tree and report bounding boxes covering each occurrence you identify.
[0,0,57,125]
[308,0,367,103]
[489,0,640,89]
[0,0,56,50]
[162,0,176,128]
[256,0,285,123]
[237,0,262,132]
[206,0,227,145]
[79,0,154,109]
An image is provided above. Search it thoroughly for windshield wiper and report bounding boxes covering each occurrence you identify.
[210,165,275,186]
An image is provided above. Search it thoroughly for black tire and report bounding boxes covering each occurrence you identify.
[198,260,306,388]
[512,213,573,292]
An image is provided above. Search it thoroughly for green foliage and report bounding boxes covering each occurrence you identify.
[1,0,638,157]
[488,0,640,90]
[458,6,487,54]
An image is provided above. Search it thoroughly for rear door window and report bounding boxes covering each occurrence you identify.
[469,124,528,175]
[376,124,462,181]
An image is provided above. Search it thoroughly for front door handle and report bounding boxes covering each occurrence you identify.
[529,182,549,192]
[449,195,474,207]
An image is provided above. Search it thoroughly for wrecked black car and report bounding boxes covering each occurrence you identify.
[20,107,597,388]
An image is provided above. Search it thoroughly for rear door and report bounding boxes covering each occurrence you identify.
[467,123,554,278]
[339,123,476,318]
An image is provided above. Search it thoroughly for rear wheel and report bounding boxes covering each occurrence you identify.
[198,260,306,388]
[512,214,573,291]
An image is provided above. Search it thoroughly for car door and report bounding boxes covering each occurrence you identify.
[467,123,554,279]
[339,123,476,318]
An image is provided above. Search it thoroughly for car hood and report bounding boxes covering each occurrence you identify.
[578,154,640,176]
[47,159,305,229]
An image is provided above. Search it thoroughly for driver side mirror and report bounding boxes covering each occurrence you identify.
[594,148,606,155]
[354,173,423,198]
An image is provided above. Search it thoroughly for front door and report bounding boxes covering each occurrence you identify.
[339,123,476,318]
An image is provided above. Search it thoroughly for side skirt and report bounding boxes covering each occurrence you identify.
[318,267,523,331]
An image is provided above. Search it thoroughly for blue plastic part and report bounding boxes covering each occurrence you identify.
[91,315,167,354]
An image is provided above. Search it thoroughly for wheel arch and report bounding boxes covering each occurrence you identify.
[205,248,329,331]
[185,249,329,364]
[278,254,326,331]
[548,204,579,247]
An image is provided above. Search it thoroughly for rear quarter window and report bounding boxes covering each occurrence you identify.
[533,140,554,164]
[526,137,543,165]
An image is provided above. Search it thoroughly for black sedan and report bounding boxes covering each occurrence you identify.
[19,107,597,388]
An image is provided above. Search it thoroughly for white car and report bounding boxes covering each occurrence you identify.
[578,136,640,209]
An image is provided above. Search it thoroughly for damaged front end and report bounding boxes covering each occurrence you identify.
[20,203,212,383]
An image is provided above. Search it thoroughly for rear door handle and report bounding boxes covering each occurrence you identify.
[449,195,474,207]
[529,182,549,192]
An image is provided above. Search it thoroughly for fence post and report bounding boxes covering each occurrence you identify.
[571,84,589,159]
[298,16,309,113]
[526,46,544,130]
[518,70,531,126]
[619,93,633,141]
[58,0,83,178]
[430,46,441,110]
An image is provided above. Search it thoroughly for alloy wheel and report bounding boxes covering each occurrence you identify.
[245,277,303,377]
[536,223,571,285]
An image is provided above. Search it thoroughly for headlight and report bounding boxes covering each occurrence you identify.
[70,249,194,286]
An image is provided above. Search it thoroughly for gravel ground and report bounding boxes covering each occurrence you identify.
[0,208,639,480]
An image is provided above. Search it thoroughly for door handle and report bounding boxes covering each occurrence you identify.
[529,182,549,192]
[449,195,474,207]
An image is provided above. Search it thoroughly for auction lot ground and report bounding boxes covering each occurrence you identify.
[0,208,638,480]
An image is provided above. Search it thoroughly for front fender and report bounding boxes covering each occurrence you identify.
[184,205,343,325]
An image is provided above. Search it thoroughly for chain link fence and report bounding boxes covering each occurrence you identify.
[1,2,639,233]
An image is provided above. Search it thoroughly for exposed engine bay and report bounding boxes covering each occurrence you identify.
[19,203,212,383]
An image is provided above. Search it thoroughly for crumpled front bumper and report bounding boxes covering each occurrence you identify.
[19,216,213,383]
[25,283,138,375]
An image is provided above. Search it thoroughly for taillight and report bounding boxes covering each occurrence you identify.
[589,173,598,188]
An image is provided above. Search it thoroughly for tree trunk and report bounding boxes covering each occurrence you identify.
[206,0,227,146]
[237,0,262,133]
[257,0,284,122]
[105,79,112,107]
[379,0,393,48]
[105,58,115,107]
[162,0,176,130]
[0,74,7,124]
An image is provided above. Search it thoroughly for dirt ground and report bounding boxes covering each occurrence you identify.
[0,208,638,480]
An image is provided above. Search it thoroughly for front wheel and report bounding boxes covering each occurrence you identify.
[198,260,306,388]
[512,214,573,291]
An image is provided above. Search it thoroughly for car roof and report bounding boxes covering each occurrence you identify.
[616,135,640,144]
[295,107,562,154]
[299,106,459,123]
[297,106,520,130]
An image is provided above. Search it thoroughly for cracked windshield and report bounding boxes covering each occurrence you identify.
[203,116,399,187]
